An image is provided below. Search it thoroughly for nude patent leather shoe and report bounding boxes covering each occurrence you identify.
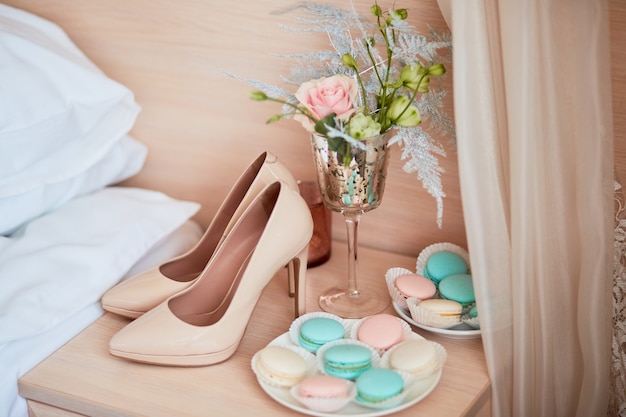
[101,152,298,319]
[109,181,313,366]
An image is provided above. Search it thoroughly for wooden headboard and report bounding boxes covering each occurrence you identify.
[5,0,624,258]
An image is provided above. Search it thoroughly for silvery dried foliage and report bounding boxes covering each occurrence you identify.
[235,1,455,226]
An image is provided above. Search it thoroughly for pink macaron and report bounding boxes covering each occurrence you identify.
[394,273,437,300]
[355,314,406,352]
[298,375,351,398]
[292,375,355,412]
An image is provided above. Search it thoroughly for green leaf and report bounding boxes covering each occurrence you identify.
[266,114,282,124]
[314,113,337,136]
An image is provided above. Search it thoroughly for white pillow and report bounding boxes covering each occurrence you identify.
[0,4,142,233]
[0,135,147,235]
[0,219,204,417]
[0,187,201,345]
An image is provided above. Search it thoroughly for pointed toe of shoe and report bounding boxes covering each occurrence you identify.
[109,325,151,362]
[109,303,176,363]
[101,268,193,319]
[108,302,240,366]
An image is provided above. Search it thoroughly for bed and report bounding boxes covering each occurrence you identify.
[0,6,205,416]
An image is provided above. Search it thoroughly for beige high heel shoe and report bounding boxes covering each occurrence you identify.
[101,152,298,319]
[109,181,313,366]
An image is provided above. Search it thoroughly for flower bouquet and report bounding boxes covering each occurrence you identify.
[239,1,454,317]
[246,1,455,226]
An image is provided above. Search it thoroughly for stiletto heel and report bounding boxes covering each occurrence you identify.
[109,181,313,366]
[101,152,298,319]
[289,246,308,318]
[287,262,296,297]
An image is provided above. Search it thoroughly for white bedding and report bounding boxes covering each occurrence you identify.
[0,6,207,417]
[1,3,145,236]
[0,215,203,417]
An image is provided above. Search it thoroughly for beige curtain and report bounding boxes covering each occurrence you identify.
[437,0,615,416]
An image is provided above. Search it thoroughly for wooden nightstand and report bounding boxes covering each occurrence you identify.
[19,241,491,417]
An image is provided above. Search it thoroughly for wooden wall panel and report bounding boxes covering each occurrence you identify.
[4,0,623,256]
[3,0,464,257]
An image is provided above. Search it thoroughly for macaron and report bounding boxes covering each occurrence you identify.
[355,368,404,404]
[292,375,355,413]
[394,273,437,300]
[255,346,307,388]
[356,314,405,352]
[297,375,351,399]
[298,317,345,352]
[418,298,463,321]
[469,305,479,318]
[323,343,372,380]
[438,273,475,308]
[423,251,468,286]
[388,340,440,378]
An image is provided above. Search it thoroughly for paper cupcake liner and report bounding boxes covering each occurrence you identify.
[316,339,382,378]
[463,316,481,329]
[406,297,462,329]
[349,314,414,355]
[290,380,357,413]
[416,242,470,277]
[288,311,351,352]
[385,267,419,309]
[352,370,414,410]
[251,342,318,388]
[379,340,447,381]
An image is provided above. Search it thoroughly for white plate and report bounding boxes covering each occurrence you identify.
[254,330,442,417]
[393,302,481,340]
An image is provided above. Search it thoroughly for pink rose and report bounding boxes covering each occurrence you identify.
[294,75,358,132]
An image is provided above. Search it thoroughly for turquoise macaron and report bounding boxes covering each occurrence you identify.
[323,344,372,380]
[437,273,475,308]
[298,317,345,352]
[423,251,468,287]
[355,368,404,404]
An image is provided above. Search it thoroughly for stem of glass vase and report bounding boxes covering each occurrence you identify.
[344,211,361,297]
[318,209,389,318]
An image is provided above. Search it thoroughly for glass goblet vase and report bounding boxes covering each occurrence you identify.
[310,132,391,318]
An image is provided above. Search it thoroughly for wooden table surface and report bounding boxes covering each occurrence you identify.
[19,241,491,417]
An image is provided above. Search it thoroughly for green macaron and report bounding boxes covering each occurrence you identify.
[323,344,372,380]
[423,251,468,286]
[355,368,404,404]
[298,317,345,352]
[438,273,475,308]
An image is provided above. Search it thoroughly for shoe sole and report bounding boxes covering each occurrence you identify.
[109,343,239,367]
[102,305,144,320]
